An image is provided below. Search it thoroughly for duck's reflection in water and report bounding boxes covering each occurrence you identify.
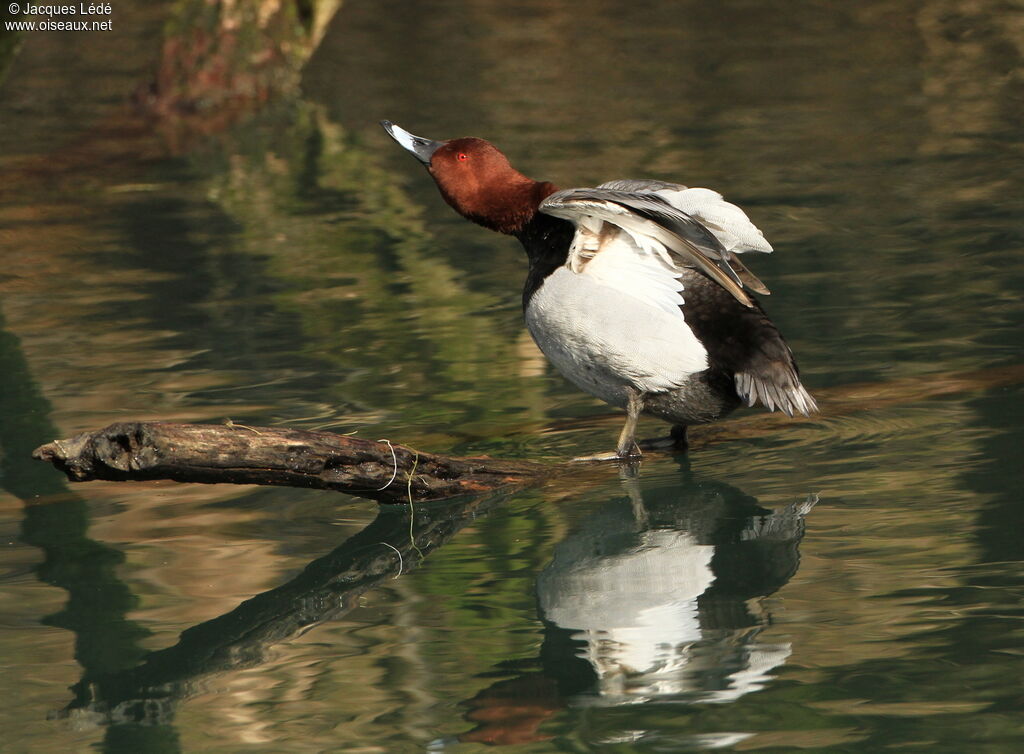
[462,469,816,745]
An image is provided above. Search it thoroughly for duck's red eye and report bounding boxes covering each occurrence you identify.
[457,152,468,162]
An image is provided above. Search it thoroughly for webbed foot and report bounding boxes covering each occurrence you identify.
[571,445,642,464]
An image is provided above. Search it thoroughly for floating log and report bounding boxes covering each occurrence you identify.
[32,363,1024,504]
[32,421,544,505]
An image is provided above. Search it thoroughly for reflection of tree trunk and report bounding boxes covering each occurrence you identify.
[34,421,543,504]
[137,0,343,150]
[63,491,503,724]
[4,1,343,179]
[0,315,177,748]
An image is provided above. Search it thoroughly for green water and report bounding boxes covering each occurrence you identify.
[1,1,1023,751]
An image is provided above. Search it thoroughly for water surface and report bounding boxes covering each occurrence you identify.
[1,1,1022,751]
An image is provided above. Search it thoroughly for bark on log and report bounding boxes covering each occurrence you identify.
[32,422,544,505]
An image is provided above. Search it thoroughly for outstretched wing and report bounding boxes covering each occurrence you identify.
[599,181,773,254]
[599,180,774,295]
[540,185,772,307]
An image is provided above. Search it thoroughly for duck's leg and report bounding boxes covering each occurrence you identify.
[615,387,644,459]
[572,387,645,463]
[637,424,689,452]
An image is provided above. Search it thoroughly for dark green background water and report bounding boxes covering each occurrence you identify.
[2,1,1023,751]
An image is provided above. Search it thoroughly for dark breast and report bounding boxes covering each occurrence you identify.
[515,214,576,308]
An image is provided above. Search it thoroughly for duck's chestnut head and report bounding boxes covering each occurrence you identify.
[382,121,556,235]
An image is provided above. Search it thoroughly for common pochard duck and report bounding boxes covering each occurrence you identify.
[382,121,817,460]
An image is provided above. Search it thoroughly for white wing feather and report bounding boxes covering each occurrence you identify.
[654,187,773,254]
[541,189,756,307]
[563,213,686,318]
[583,231,686,318]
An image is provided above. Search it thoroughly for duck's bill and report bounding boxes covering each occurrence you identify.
[380,121,444,165]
